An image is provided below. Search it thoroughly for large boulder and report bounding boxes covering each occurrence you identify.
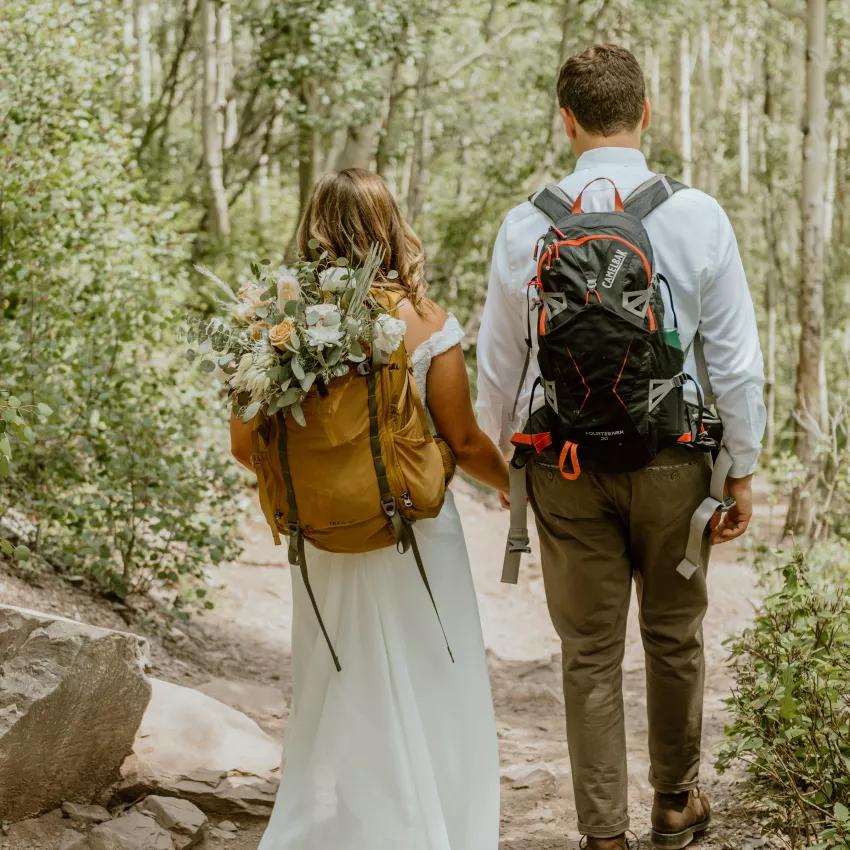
[0,605,152,822]
[114,679,281,816]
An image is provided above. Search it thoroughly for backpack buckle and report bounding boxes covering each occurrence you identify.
[381,497,397,517]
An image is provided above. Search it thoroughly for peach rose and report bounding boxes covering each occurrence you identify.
[268,319,296,351]
[237,282,270,311]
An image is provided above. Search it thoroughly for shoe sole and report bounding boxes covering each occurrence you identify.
[650,817,711,850]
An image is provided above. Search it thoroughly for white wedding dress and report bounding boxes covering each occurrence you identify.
[258,315,501,850]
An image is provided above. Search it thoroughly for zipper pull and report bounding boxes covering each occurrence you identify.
[401,493,413,509]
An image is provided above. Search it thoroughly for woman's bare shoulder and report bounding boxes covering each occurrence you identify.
[397,299,449,352]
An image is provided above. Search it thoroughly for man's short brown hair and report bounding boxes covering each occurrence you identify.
[557,44,646,136]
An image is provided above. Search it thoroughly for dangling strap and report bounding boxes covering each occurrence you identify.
[277,414,342,672]
[406,522,454,662]
[529,183,575,222]
[511,284,539,423]
[685,332,716,406]
[502,458,531,584]
[364,352,451,661]
[623,173,687,221]
[676,446,734,580]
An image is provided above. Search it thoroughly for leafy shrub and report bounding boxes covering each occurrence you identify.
[0,0,241,607]
[717,550,850,849]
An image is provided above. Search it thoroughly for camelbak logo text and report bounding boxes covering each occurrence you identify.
[602,249,628,288]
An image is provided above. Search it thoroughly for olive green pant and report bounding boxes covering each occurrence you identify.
[528,446,712,839]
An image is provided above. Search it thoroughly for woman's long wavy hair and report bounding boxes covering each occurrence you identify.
[297,168,428,313]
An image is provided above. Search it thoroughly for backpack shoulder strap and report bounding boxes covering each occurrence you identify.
[623,174,688,221]
[528,183,575,222]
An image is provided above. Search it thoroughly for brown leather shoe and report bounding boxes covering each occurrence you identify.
[650,788,711,848]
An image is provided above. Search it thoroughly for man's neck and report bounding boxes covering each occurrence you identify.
[571,133,642,159]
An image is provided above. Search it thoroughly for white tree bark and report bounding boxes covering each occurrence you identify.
[123,0,135,86]
[216,0,238,150]
[134,0,152,109]
[788,0,828,535]
[698,21,714,192]
[825,124,839,243]
[202,0,230,240]
[679,31,692,184]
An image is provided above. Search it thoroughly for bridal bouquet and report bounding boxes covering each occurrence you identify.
[184,242,406,424]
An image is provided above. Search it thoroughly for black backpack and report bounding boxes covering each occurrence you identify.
[510,174,718,478]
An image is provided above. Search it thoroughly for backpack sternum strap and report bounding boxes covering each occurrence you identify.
[276,414,342,673]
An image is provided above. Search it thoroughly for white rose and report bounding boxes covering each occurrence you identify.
[306,303,341,326]
[305,323,345,350]
[373,314,407,354]
[232,302,255,324]
[319,266,351,293]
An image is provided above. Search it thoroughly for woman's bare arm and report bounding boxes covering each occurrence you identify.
[399,301,510,496]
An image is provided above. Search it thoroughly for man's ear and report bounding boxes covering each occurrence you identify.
[641,96,651,131]
[561,107,578,140]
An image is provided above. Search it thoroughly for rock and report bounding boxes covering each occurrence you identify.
[62,803,112,824]
[5,810,67,844]
[60,829,89,850]
[139,797,207,847]
[501,763,557,790]
[0,605,151,822]
[216,821,237,832]
[88,812,174,850]
[196,678,286,720]
[209,827,237,841]
[114,679,281,816]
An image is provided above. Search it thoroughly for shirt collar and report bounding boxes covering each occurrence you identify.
[573,147,648,171]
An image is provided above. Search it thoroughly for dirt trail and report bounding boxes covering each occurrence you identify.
[1,477,780,850]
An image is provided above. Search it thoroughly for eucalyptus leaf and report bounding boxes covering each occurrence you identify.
[242,401,262,423]
[185,349,197,361]
[13,545,30,562]
[292,358,305,380]
[291,403,306,427]
[308,238,321,250]
[8,396,20,408]
[199,360,216,373]
[218,353,235,367]
[387,270,399,280]
[37,403,53,417]
[0,434,10,458]
[0,456,9,478]
[300,372,316,392]
[335,256,349,267]
[0,539,13,556]
[256,306,269,319]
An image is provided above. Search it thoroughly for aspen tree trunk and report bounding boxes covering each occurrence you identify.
[335,124,380,171]
[216,0,238,149]
[679,31,692,184]
[201,0,230,240]
[123,0,135,86]
[376,39,409,180]
[540,0,580,183]
[739,41,752,195]
[698,21,714,192]
[825,125,839,243]
[254,153,271,226]
[135,0,152,109]
[787,0,828,536]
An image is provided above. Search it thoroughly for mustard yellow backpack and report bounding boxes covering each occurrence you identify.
[249,302,455,670]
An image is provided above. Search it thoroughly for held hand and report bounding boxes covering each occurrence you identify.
[499,492,511,510]
[710,474,754,545]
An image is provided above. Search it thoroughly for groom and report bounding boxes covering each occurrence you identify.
[477,45,765,849]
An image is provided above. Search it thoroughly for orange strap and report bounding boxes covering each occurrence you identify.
[511,432,553,453]
[572,178,625,214]
[559,440,581,480]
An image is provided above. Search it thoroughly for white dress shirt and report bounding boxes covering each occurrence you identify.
[476,147,766,478]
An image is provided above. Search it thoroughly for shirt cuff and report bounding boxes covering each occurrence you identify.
[728,450,760,479]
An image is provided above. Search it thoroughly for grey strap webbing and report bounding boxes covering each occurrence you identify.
[623,174,687,220]
[277,415,343,672]
[676,446,734,580]
[501,461,531,584]
[688,333,716,406]
[529,183,575,222]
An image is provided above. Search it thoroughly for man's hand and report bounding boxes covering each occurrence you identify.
[499,492,510,510]
[710,474,753,545]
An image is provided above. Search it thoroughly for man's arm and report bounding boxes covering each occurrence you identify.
[476,219,529,453]
[700,202,766,543]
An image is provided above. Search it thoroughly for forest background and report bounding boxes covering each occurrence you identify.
[1,0,850,845]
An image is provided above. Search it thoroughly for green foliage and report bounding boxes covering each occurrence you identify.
[0,0,240,605]
[717,550,850,850]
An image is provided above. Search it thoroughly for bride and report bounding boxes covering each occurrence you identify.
[230,168,509,850]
